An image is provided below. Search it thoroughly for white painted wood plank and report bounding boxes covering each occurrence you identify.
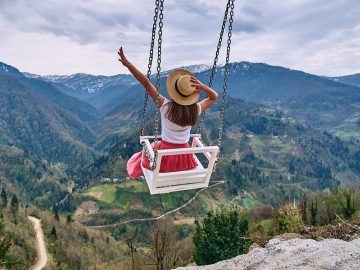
[140,134,201,140]
[158,146,218,156]
[192,137,213,160]
[156,177,206,188]
[150,182,209,194]
[157,168,208,178]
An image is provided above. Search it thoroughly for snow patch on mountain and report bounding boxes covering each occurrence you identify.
[19,61,256,93]
[180,64,211,73]
[23,72,42,79]
[41,73,111,93]
[1,65,9,72]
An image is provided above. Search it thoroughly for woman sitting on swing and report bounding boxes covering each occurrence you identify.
[118,47,218,179]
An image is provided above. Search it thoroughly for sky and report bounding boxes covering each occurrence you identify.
[0,0,359,76]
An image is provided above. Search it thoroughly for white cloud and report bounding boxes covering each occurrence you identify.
[0,0,359,76]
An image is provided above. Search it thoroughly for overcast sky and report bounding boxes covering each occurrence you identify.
[0,0,359,76]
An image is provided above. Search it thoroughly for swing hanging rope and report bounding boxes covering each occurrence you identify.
[140,0,234,170]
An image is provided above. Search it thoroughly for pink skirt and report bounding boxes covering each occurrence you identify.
[126,140,198,179]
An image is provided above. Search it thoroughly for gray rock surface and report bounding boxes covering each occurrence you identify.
[176,238,360,270]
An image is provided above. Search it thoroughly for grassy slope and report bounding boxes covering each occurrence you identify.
[73,181,232,227]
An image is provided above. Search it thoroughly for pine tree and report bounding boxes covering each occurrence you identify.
[300,195,307,224]
[54,210,60,222]
[50,226,57,240]
[193,205,249,265]
[10,195,19,215]
[341,190,356,219]
[0,188,7,209]
[66,214,72,223]
[310,200,318,226]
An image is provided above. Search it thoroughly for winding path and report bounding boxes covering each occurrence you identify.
[28,216,48,270]
[89,181,225,229]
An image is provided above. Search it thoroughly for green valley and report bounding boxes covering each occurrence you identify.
[1,60,360,269]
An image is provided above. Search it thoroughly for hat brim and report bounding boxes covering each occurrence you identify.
[166,68,200,106]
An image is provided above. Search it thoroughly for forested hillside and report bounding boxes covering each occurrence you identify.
[0,145,70,208]
[81,96,360,206]
[1,62,99,122]
[0,194,126,269]
[1,60,359,268]
[199,63,360,136]
[0,73,97,168]
[1,60,359,207]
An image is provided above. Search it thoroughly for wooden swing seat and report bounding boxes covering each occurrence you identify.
[140,134,219,195]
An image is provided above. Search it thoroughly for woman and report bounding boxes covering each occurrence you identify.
[118,47,218,178]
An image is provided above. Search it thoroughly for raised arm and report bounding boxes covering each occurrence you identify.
[118,47,164,107]
[190,77,218,112]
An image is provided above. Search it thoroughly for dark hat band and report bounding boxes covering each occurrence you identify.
[175,78,192,98]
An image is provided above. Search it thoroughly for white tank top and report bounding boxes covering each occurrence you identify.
[160,98,201,144]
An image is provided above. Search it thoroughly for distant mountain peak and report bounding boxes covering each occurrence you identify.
[325,73,360,88]
[0,62,24,77]
[1,63,9,72]
[40,73,112,93]
[179,64,211,73]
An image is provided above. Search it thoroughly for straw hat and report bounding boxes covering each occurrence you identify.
[166,68,200,105]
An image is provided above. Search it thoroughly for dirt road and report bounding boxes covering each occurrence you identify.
[28,216,47,270]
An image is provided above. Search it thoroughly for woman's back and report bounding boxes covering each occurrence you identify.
[160,98,201,144]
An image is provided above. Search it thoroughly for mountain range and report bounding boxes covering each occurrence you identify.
[326,73,360,88]
[0,60,359,208]
[19,61,360,140]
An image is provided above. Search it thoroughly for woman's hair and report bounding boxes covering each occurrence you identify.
[166,100,199,127]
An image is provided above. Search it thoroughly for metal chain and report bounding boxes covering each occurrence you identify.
[140,0,160,136]
[151,0,165,170]
[217,0,235,164]
[140,0,233,170]
[143,142,154,164]
[197,0,231,135]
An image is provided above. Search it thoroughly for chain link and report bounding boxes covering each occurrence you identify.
[140,0,164,170]
[141,0,160,137]
[151,0,165,170]
[216,0,235,164]
[197,0,231,135]
[143,142,154,164]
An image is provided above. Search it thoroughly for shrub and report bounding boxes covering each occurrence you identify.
[193,204,249,265]
[273,204,304,234]
[250,224,269,247]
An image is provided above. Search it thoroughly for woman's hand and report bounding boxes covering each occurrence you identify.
[118,47,130,67]
[193,76,218,112]
[190,77,204,93]
[117,46,165,106]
